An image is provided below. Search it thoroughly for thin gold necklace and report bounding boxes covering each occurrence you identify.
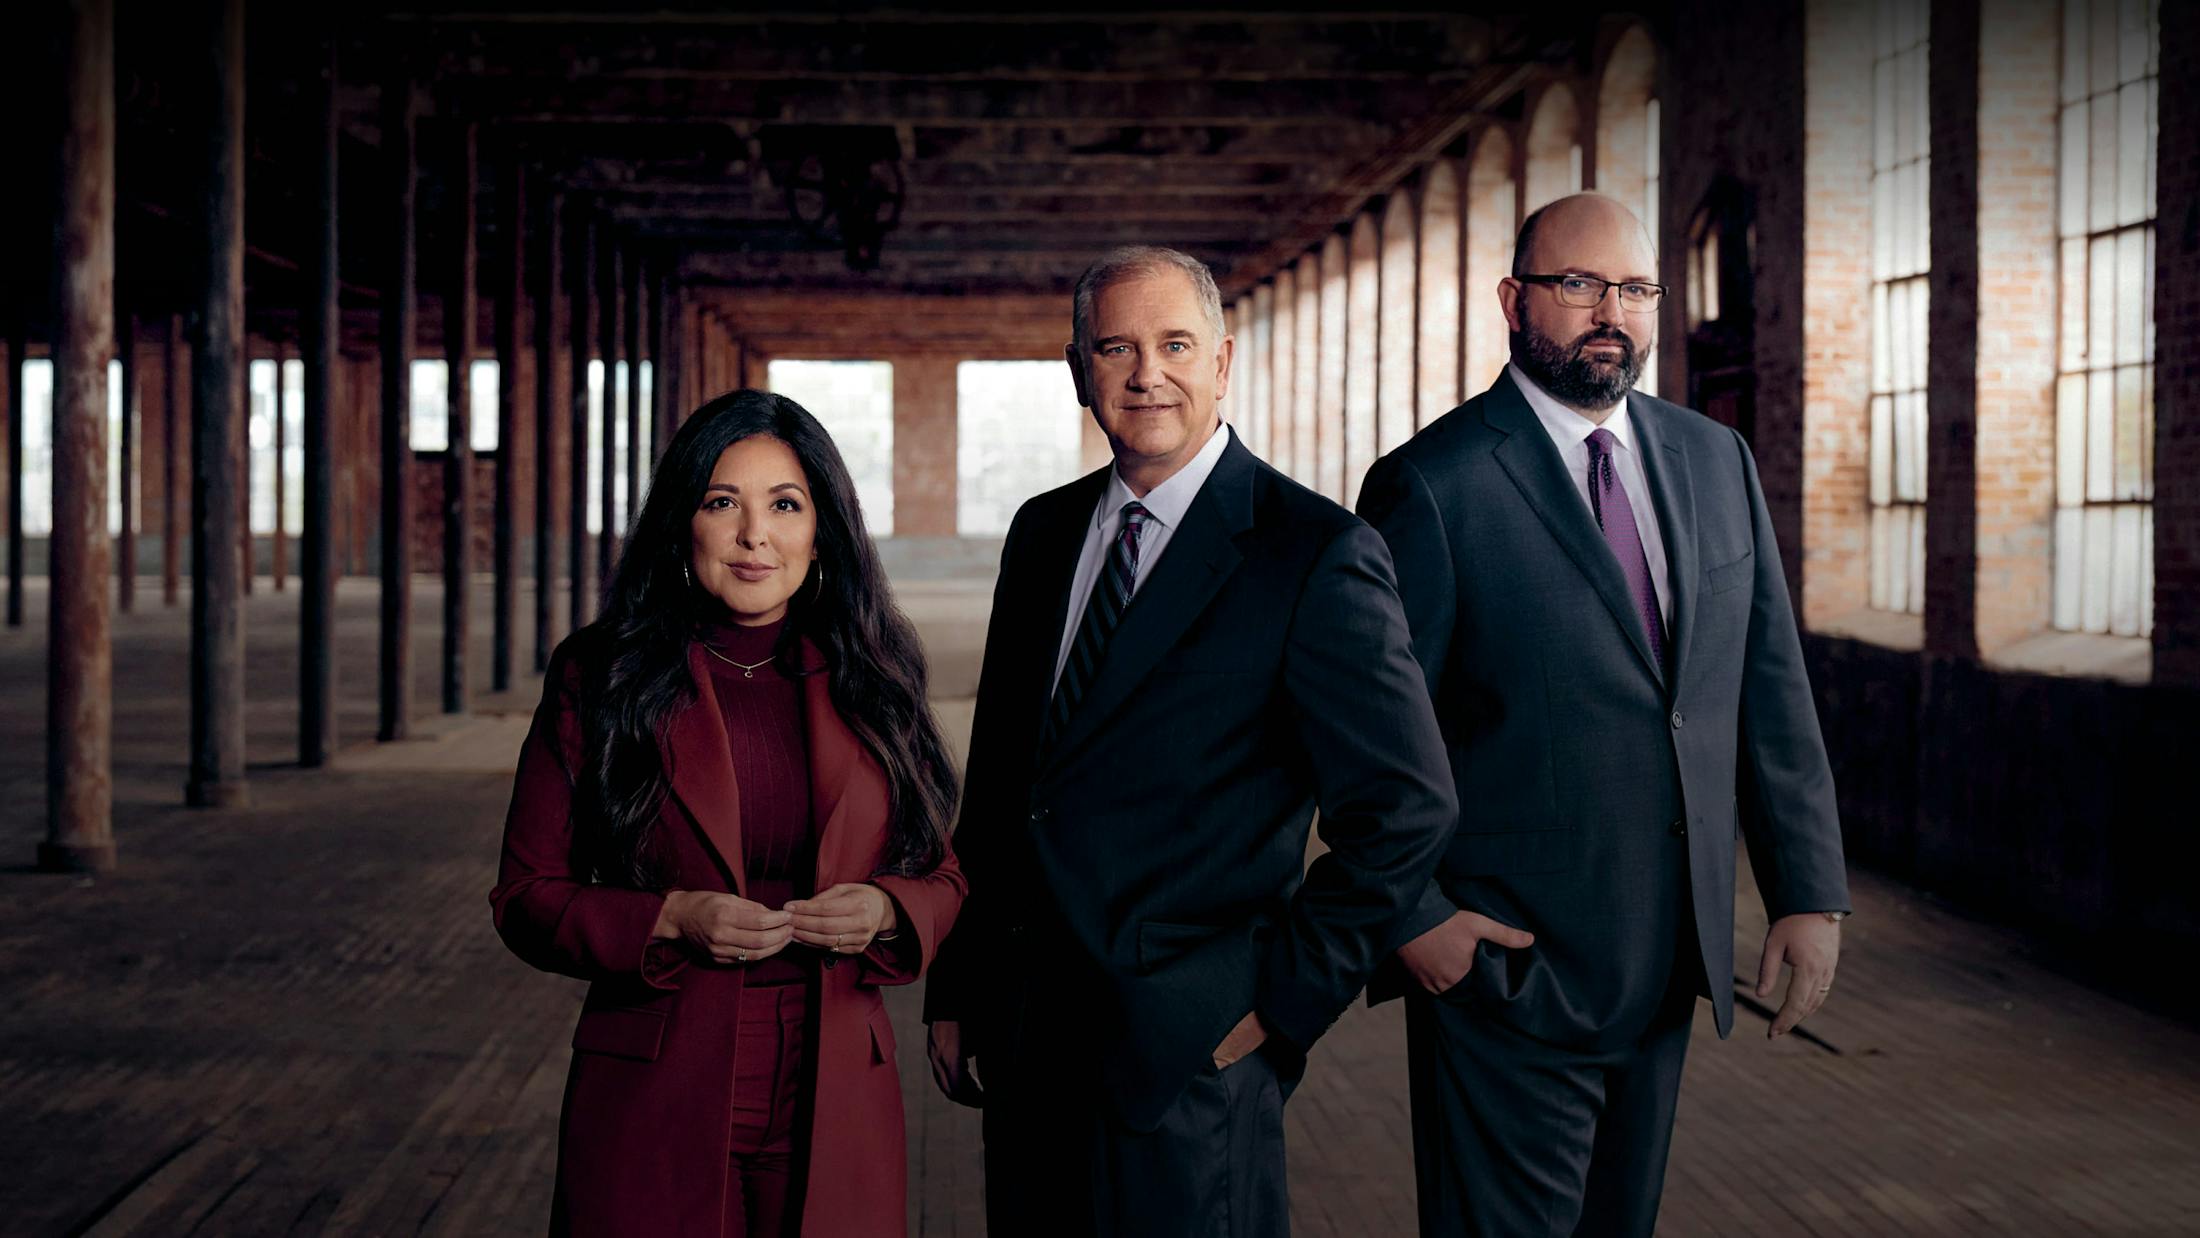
[699,641,775,679]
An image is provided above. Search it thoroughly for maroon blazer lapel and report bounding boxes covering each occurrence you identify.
[664,642,747,897]
[798,638,890,887]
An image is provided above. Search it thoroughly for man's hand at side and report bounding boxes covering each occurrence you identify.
[1756,912,1840,1037]
[1212,1010,1271,1069]
[1395,909,1535,994]
[927,1020,985,1108]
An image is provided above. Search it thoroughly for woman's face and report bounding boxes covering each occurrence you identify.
[689,434,819,626]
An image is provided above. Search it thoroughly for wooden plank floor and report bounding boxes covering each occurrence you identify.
[1,575,2196,1236]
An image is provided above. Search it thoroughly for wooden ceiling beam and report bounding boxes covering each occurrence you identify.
[446,76,1475,129]
[411,16,1489,81]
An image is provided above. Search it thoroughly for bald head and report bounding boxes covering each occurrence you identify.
[1511,193,1657,280]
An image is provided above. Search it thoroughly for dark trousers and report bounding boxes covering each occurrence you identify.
[981,1043,1293,1238]
[1404,987,1695,1238]
[724,980,810,1238]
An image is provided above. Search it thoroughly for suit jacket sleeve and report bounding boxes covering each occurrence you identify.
[488,645,689,989]
[861,843,968,987]
[1731,431,1850,919]
[920,517,1028,1024]
[1259,520,1458,1050]
[1355,452,1466,946]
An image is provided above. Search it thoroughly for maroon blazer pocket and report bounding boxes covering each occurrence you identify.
[572,1007,668,1061]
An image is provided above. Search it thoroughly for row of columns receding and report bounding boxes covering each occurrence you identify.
[15,2,756,872]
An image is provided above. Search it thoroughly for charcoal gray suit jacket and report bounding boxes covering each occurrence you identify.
[925,429,1455,1131]
[1357,376,1849,1046]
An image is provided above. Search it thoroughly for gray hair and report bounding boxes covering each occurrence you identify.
[1070,246,1228,363]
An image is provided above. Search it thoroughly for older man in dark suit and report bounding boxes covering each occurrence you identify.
[925,246,1456,1237]
[1357,193,1851,1237]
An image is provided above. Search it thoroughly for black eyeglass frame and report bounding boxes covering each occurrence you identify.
[1514,273,1668,310]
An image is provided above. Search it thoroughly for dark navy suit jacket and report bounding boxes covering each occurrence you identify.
[926,429,1456,1131]
[1357,377,1850,1047]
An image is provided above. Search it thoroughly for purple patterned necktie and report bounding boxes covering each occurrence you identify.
[1045,501,1150,748]
[1585,428,1666,673]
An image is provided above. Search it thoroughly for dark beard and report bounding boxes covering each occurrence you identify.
[1511,317,1644,410]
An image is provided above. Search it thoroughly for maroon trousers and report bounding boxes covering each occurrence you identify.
[725,979,812,1238]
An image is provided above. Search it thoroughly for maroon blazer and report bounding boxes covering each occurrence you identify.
[491,634,965,1238]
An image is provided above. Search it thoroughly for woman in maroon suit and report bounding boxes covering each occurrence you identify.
[492,389,965,1237]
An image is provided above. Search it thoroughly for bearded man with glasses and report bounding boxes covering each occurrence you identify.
[1356,193,1851,1237]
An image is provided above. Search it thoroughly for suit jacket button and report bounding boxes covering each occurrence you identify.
[1669,820,1687,837]
[1670,710,1685,730]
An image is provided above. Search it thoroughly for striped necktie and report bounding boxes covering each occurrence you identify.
[1043,501,1150,752]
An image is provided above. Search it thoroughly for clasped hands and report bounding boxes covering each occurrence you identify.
[652,883,897,966]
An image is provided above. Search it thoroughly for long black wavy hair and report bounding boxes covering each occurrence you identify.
[573,388,958,888]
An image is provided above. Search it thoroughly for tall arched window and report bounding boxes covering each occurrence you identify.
[1417,161,1463,426]
[1318,234,1350,502]
[1232,294,1260,455]
[1378,192,1418,455]
[1292,252,1321,486]
[1596,26,1661,394]
[1868,0,1930,615]
[1465,128,1519,395]
[1525,83,1584,214]
[1271,267,1298,477]
[2054,0,2158,637]
[1346,214,1382,506]
[1250,287,1276,459]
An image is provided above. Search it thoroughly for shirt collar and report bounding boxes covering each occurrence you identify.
[1095,418,1230,534]
[1507,362,1636,455]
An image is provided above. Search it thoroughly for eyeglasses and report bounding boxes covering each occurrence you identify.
[1516,274,1666,311]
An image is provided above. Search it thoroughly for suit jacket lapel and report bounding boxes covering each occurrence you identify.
[665,644,747,896]
[1043,434,1253,772]
[1482,380,1665,684]
[1630,397,1699,691]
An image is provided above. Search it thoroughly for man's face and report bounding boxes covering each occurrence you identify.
[1069,268,1232,481]
[1499,203,1658,410]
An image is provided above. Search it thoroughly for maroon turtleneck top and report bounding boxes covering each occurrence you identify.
[698,615,816,985]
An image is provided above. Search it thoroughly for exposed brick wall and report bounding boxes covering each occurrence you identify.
[2156,0,2200,687]
[1647,0,2200,994]
[1796,0,1874,626]
[891,355,959,538]
[1927,0,2060,658]
[407,453,497,575]
[1667,0,1825,616]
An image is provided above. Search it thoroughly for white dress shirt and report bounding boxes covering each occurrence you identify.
[1506,364,1673,628]
[1052,419,1233,690]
